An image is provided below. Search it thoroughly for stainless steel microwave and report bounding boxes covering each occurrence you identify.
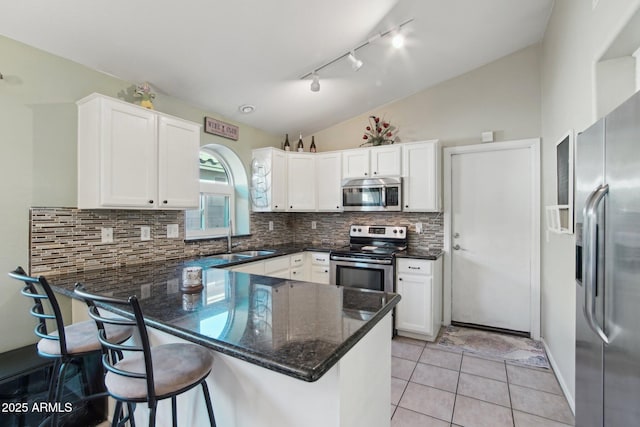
[341,177,402,212]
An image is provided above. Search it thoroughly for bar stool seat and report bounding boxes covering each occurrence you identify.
[37,319,134,356]
[106,343,213,400]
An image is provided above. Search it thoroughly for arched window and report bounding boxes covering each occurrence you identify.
[185,145,248,239]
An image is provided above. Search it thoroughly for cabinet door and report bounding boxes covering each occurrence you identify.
[100,99,158,207]
[396,273,433,336]
[370,145,401,176]
[402,141,439,211]
[342,149,370,178]
[157,116,200,209]
[311,265,330,284]
[271,149,287,211]
[316,152,342,211]
[287,154,316,211]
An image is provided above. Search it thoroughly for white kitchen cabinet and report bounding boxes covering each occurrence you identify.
[264,255,291,279]
[251,147,287,212]
[395,257,442,341]
[230,261,265,275]
[287,153,316,211]
[77,93,200,209]
[290,252,308,281]
[309,252,331,284]
[315,152,342,211]
[401,140,440,212]
[370,145,401,176]
[342,145,401,178]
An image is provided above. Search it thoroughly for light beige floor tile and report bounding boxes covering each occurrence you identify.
[510,384,574,425]
[461,354,507,382]
[393,340,424,361]
[420,347,463,371]
[507,364,563,395]
[392,356,417,380]
[394,336,427,347]
[391,407,450,427]
[457,372,510,407]
[391,377,408,405]
[452,395,514,427]
[398,382,455,422]
[410,363,459,393]
[513,410,574,427]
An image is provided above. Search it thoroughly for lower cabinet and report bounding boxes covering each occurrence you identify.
[309,252,330,284]
[395,257,442,341]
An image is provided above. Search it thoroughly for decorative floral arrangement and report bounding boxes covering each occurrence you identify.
[361,115,398,146]
[135,82,156,109]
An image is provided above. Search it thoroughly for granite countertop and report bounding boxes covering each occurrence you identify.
[395,248,444,260]
[48,256,399,382]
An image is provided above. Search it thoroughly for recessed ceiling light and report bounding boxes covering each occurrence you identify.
[239,104,255,114]
[392,33,405,49]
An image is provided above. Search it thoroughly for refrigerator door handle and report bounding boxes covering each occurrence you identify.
[583,184,610,344]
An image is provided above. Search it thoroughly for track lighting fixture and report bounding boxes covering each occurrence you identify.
[310,72,320,92]
[300,18,413,91]
[348,51,364,71]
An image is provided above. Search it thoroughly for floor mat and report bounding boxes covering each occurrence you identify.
[434,325,550,369]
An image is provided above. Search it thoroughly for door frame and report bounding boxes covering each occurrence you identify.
[442,139,541,339]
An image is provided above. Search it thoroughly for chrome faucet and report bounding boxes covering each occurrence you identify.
[227,219,233,253]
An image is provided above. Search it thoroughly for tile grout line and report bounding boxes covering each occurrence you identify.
[449,350,465,425]
[505,359,516,427]
[391,346,422,418]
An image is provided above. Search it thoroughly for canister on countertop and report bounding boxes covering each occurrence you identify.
[181,266,203,291]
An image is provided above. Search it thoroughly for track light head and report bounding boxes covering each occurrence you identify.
[310,72,320,92]
[348,51,364,71]
[391,31,405,49]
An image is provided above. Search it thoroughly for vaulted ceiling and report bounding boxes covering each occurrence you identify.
[0,0,553,136]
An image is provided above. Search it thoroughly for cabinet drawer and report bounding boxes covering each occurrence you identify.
[264,256,290,274]
[310,252,330,266]
[290,267,305,280]
[396,259,432,275]
[290,253,305,266]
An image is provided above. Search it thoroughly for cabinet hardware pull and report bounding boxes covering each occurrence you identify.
[398,277,403,281]
[162,200,168,204]
[148,200,154,204]
[408,266,420,270]
[405,205,409,208]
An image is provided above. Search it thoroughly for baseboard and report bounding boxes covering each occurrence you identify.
[541,338,575,414]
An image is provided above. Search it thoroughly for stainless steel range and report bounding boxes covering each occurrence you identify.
[330,225,407,293]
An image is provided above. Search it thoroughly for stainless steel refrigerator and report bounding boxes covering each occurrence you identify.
[575,90,640,426]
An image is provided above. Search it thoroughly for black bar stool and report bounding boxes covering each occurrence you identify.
[8,267,134,427]
[74,284,216,427]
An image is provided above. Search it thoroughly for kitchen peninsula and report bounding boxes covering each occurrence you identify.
[48,256,400,427]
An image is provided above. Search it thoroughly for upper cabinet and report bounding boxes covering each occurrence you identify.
[342,145,401,178]
[401,140,440,212]
[287,153,316,211]
[77,93,200,210]
[251,147,287,212]
[315,152,342,211]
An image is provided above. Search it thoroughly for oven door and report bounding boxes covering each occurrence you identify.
[330,256,394,293]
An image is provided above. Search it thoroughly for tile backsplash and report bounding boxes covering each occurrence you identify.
[30,208,443,274]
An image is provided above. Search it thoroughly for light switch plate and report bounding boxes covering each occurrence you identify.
[140,284,151,300]
[311,221,317,230]
[415,223,423,234]
[166,278,179,294]
[268,221,274,231]
[167,224,179,239]
[101,227,113,243]
[141,226,151,241]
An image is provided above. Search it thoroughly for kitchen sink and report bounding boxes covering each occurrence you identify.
[233,250,276,257]
[207,253,252,261]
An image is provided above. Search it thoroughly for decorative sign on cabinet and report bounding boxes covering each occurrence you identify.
[77,93,200,210]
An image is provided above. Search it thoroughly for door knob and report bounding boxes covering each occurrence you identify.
[453,232,460,238]
[453,244,461,250]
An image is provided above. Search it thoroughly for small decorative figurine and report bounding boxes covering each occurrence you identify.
[135,82,156,109]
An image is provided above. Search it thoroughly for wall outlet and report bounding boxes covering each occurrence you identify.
[268,221,274,231]
[415,223,423,234]
[167,224,179,239]
[166,278,179,294]
[140,284,151,300]
[311,221,317,230]
[101,227,113,243]
[141,226,151,241]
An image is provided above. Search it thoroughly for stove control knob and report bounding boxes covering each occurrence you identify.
[399,229,404,234]
[393,229,397,233]
[357,228,362,232]
[352,228,357,232]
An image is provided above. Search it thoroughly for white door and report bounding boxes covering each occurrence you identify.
[450,146,533,333]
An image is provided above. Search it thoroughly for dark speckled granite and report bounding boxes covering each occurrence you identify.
[48,257,399,382]
[396,248,443,260]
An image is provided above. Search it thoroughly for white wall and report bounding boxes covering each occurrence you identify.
[540,0,640,410]
[312,44,541,151]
